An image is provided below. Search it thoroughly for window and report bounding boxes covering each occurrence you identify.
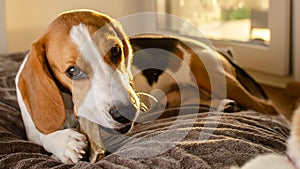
[156,0,291,76]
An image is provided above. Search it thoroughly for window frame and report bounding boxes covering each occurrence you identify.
[156,0,291,76]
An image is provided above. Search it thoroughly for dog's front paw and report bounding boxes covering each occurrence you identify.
[41,129,88,164]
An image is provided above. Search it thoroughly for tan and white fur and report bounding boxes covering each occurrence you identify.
[130,35,279,115]
[16,9,280,165]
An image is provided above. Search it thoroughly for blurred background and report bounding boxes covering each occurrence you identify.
[0,0,299,88]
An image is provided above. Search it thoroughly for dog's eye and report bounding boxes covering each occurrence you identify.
[110,46,122,64]
[111,46,121,57]
[66,66,88,80]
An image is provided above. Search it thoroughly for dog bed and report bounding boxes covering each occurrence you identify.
[0,51,289,169]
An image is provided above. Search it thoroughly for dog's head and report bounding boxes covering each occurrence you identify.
[17,10,140,134]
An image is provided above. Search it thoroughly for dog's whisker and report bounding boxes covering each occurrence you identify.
[127,87,141,132]
[140,102,148,112]
[136,92,159,104]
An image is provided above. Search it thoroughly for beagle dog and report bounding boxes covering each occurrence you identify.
[130,35,279,115]
[15,9,279,164]
[15,10,140,164]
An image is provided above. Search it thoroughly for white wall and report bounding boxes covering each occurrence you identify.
[294,0,300,81]
[5,0,155,53]
[0,0,7,54]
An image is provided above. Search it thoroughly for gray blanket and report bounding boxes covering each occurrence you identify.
[0,51,289,169]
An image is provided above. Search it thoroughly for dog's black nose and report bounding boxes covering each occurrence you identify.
[109,104,137,124]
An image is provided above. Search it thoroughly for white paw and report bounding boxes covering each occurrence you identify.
[40,129,88,164]
[237,154,293,169]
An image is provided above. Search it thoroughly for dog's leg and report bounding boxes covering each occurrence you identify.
[23,112,87,164]
[17,89,87,164]
[40,129,87,164]
[194,74,278,115]
[25,116,87,164]
[189,49,278,115]
[224,73,278,115]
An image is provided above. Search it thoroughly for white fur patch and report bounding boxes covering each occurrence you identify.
[151,44,198,102]
[233,154,294,169]
[288,106,300,169]
[70,24,133,128]
[168,44,195,85]
[70,24,105,70]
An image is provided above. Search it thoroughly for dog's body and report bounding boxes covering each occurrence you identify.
[16,10,279,164]
[130,35,278,114]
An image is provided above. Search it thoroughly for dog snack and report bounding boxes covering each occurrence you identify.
[79,118,106,163]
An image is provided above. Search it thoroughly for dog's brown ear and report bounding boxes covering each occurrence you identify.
[18,38,66,134]
[112,21,133,66]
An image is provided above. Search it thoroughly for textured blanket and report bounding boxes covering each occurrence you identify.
[0,51,290,169]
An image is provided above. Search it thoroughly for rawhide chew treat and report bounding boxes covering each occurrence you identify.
[79,118,106,163]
